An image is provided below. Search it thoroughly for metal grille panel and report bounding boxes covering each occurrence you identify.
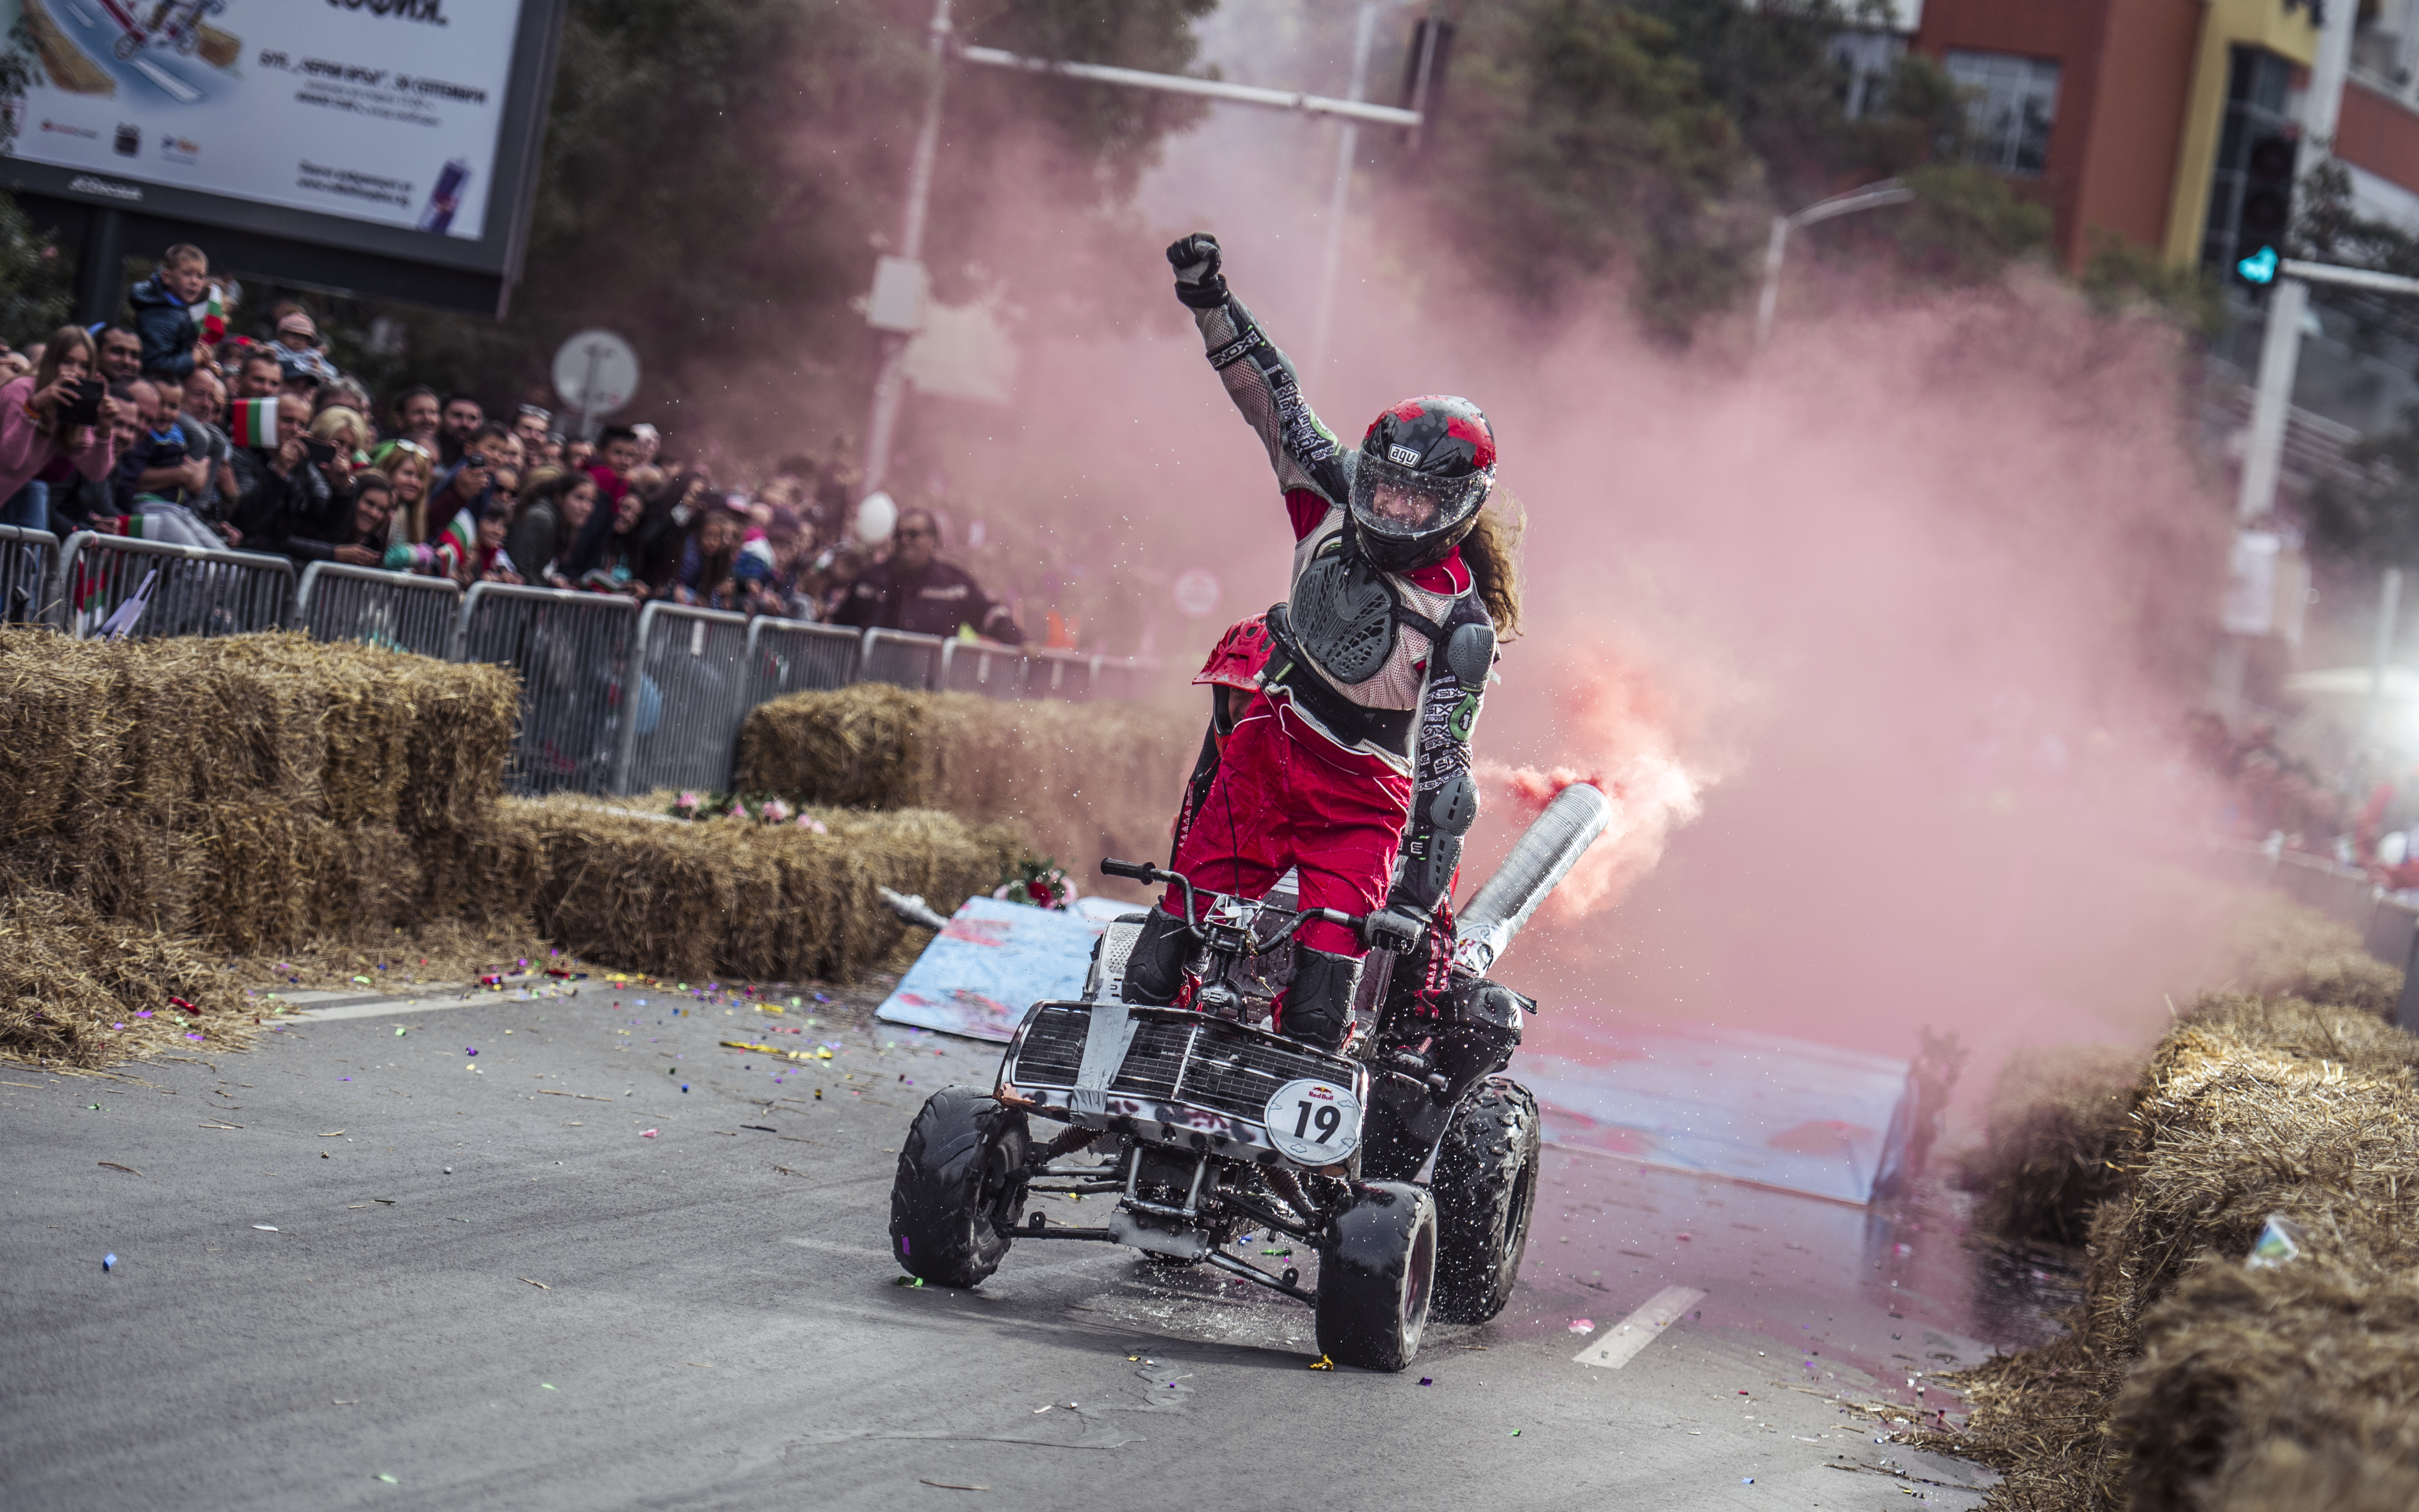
[295,562,461,658]
[614,602,751,794]
[453,583,637,796]
[0,525,58,626]
[55,532,292,639]
[744,616,859,704]
[859,627,944,690]
[1011,1005,1093,1087]
[1108,1018,1194,1100]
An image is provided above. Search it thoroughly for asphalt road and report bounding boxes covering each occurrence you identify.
[3,980,2011,1510]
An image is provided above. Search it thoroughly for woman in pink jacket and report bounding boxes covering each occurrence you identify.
[0,325,124,533]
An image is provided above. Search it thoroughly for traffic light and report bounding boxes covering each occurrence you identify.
[2233,133,2296,290]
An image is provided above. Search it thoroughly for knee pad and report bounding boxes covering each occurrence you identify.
[1281,946,1362,1053]
[1122,908,1193,1006]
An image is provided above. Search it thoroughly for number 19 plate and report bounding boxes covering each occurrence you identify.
[1265,1078,1363,1165]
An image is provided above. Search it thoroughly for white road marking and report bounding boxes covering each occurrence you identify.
[1572,1285,1706,1369]
[131,58,202,103]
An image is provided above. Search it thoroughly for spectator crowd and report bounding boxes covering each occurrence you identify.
[0,242,1024,643]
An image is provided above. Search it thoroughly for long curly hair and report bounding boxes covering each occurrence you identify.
[1460,491,1526,636]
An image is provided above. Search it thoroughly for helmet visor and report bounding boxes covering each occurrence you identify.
[1349,450,1489,548]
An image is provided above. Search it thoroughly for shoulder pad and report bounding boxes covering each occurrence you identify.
[1446,619,1496,687]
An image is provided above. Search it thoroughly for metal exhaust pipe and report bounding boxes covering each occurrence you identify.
[1452,782,1613,977]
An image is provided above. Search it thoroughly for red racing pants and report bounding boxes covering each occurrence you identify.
[1161,690,1412,957]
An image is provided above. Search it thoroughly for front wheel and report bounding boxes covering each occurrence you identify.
[1431,1078,1541,1323]
[1314,1181,1437,1371]
[889,1087,1029,1288]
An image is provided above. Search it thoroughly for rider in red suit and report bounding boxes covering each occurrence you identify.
[1125,234,1500,1053]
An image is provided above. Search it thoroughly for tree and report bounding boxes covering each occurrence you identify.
[0,28,73,346]
[1398,0,2061,342]
[276,0,1216,444]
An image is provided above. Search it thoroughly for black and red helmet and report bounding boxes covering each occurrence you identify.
[1350,395,1496,572]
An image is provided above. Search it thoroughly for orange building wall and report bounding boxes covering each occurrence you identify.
[2338,78,2419,194]
[1914,0,2200,268]
[2069,0,2201,260]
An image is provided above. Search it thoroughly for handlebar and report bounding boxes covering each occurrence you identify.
[1101,858,1393,949]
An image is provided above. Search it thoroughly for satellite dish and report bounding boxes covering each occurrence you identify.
[855,490,898,544]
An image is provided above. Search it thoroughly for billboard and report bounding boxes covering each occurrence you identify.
[1,0,563,310]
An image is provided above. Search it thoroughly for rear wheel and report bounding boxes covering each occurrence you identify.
[1314,1181,1437,1371]
[1431,1078,1541,1324]
[889,1087,1029,1288]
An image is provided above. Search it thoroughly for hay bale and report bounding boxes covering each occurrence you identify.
[735,682,931,808]
[1937,996,2419,1512]
[2079,996,2419,1362]
[521,795,1023,984]
[1961,1043,2143,1247]
[2231,899,2404,1018]
[2117,1254,2419,1512]
[736,687,1192,885]
[0,888,250,1069]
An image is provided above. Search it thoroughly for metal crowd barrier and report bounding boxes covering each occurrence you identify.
[53,531,293,639]
[0,524,59,625]
[295,562,462,659]
[1029,647,1101,700]
[612,602,752,795]
[859,627,948,691]
[939,638,1027,699]
[745,616,860,703]
[453,582,638,796]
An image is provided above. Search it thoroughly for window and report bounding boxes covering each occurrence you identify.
[1945,50,2061,177]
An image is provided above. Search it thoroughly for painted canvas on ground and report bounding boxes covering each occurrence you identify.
[876,894,1107,1041]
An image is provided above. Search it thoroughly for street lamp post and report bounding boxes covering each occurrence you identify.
[859,0,956,508]
[1753,179,1917,349]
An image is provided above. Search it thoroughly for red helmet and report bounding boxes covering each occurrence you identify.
[1352,395,1496,572]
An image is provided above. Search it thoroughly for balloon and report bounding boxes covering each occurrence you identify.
[855,489,898,543]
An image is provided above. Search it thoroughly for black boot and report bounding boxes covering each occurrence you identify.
[1281,946,1362,1052]
[1122,907,1193,1006]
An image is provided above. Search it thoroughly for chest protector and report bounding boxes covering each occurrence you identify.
[1289,531,1400,686]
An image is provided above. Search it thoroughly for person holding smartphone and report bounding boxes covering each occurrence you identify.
[0,324,125,534]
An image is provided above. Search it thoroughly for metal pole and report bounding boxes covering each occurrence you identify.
[2234,2,2358,523]
[1754,181,1914,348]
[1310,1,1383,382]
[1753,215,1789,350]
[2362,566,2403,750]
[956,46,1420,126]
[862,0,955,502]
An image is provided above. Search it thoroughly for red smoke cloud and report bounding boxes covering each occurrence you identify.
[1477,638,1719,921]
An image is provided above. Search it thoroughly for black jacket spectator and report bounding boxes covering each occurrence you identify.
[830,559,1023,643]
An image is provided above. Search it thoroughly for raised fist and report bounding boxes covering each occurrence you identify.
[1165,232,1228,309]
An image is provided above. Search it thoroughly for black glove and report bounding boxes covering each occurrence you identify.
[1362,903,1427,956]
[1166,232,1229,309]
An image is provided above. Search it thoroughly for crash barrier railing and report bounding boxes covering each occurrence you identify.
[0,524,59,626]
[938,638,1027,698]
[2215,837,2419,1031]
[612,602,754,796]
[453,583,638,797]
[860,627,949,691]
[931,640,1145,701]
[295,562,463,660]
[52,531,293,640]
[744,616,860,704]
[15,548,1162,795]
